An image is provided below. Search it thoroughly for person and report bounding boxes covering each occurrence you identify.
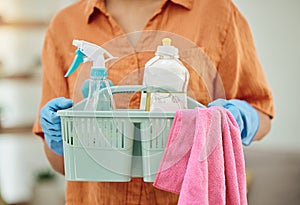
[33,0,274,204]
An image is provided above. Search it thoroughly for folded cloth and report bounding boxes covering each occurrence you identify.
[153,107,248,205]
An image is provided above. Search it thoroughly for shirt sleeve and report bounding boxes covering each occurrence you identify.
[216,2,274,118]
[32,29,70,137]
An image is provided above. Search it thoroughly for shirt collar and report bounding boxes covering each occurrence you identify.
[84,0,106,23]
[84,0,193,23]
[170,0,193,10]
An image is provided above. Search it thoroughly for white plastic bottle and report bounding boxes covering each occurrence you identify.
[141,38,190,112]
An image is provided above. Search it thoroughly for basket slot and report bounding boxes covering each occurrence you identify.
[155,119,161,149]
[106,119,113,147]
[113,120,125,149]
[116,120,128,149]
[91,118,98,146]
[68,118,74,145]
[153,120,158,149]
[77,118,85,146]
[84,118,90,146]
[162,119,172,148]
[82,118,129,149]
[61,117,75,145]
[61,118,67,143]
[113,121,118,148]
[155,119,166,149]
[90,117,105,148]
[102,120,108,147]
[157,119,162,149]
[72,117,100,147]
[121,122,125,148]
[141,118,172,150]
[149,121,154,149]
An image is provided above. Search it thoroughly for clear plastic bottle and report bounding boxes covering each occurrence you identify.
[141,38,190,111]
[81,78,113,99]
[84,68,116,111]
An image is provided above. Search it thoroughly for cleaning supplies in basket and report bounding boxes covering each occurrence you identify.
[65,40,116,111]
[141,38,190,112]
[84,67,115,111]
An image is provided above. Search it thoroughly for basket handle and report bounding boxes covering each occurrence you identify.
[108,85,206,109]
[110,85,146,94]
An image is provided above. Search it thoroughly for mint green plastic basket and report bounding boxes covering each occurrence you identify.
[58,85,205,182]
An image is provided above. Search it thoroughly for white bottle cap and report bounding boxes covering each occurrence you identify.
[156,38,179,58]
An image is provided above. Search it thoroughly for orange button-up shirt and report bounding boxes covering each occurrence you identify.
[33,0,274,204]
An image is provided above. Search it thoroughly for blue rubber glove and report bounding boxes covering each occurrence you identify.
[208,99,260,146]
[40,97,73,155]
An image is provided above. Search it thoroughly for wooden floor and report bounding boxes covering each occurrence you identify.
[244,147,300,205]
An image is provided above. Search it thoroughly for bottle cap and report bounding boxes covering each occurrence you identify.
[156,38,179,57]
[162,38,171,46]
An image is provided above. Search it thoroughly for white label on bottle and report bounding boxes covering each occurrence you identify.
[149,92,187,112]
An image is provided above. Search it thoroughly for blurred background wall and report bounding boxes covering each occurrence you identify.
[234,1,300,204]
[0,0,299,205]
[0,1,74,205]
[234,0,300,153]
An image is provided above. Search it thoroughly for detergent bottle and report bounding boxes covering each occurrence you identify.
[65,40,116,111]
[141,38,190,111]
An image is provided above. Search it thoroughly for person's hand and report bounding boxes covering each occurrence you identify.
[40,97,73,155]
[208,99,260,146]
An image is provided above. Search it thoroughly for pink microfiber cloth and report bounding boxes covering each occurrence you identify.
[153,107,248,205]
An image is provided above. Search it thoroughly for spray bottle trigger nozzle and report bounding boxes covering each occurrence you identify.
[64,48,86,77]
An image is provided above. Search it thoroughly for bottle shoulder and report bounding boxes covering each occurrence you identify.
[146,57,188,73]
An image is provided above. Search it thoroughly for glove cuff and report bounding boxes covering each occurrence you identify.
[241,102,260,146]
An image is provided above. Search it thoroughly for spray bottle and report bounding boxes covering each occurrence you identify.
[65,40,116,111]
[141,38,190,111]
